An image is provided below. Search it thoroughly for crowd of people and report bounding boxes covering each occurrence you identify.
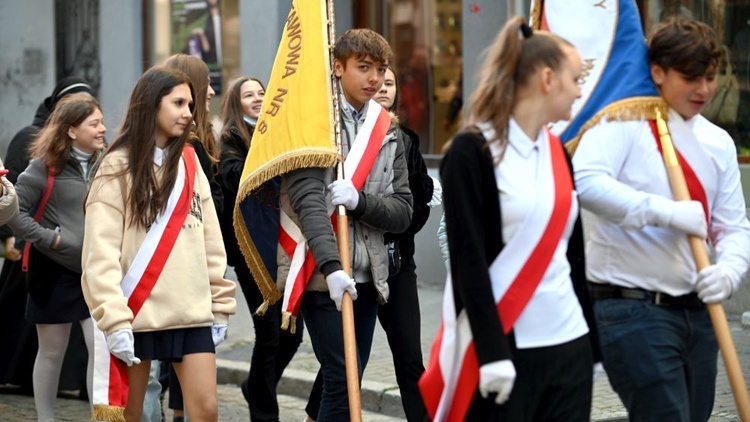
[0,12,746,422]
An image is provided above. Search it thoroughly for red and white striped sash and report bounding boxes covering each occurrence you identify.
[420,130,575,421]
[279,100,391,328]
[648,119,710,225]
[91,146,197,421]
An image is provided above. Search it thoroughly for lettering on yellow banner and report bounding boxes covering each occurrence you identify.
[266,88,288,117]
[284,6,302,79]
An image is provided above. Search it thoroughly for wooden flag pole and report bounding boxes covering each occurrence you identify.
[654,109,750,420]
[327,1,363,420]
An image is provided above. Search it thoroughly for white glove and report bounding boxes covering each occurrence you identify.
[478,360,516,405]
[593,362,605,383]
[427,176,443,207]
[106,329,141,367]
[211,323,228,346]
[696,265,733,303]
[325,270,357,311]
[328,180,360,210]
[649,197,707,238]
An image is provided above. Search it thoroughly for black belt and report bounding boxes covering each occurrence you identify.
[589,283,704,309]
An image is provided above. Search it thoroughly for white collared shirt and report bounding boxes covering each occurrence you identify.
[493,118,588,349]
[573,109,750,295]
[153,147,166,166]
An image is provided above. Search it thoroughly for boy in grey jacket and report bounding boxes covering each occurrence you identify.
[278,29,412,421]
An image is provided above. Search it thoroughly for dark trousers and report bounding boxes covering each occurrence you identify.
[306,261,428,422]
[302,282,379,422]
[466,334,593,421]
[376,259,428,422]
[594,298,717,422]
[237,263,303,422]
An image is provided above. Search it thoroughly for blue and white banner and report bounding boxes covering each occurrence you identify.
[531,0,663,149]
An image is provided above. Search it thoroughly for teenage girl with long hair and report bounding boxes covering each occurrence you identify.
[420,16,601,421]
[81,66,236,422]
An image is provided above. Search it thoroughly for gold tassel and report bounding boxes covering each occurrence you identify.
[233,150,338,310]
[566,97,667,155]
[92,405,125,422]
[280,312,298,333]
[254,300,270,317]
[530,0,543,29]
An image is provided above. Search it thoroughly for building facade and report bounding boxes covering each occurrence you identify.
[0,0,746,156]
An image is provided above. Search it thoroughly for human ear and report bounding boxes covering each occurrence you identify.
[651,64,665,86]
[334,59,344,78]
[540,67,554,94]
[68,127,77,140]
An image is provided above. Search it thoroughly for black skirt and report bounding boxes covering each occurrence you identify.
[26,269,89,324]
[134,327,214,362]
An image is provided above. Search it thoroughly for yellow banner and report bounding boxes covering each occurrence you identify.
[237,0,337,195]
[233,0,337,312]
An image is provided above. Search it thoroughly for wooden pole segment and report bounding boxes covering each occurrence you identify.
[654,110,750,420]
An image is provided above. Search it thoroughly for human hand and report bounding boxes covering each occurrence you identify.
[593,362,605,383]
[328,180,359,210]
[427,177,442,207]
[211,323,228,346]
[696,265,733,303]
[667,201,707,238]
[4,237,21,261]
[325,270,357,311]
[478,360,516,405]
[106,329,141,366]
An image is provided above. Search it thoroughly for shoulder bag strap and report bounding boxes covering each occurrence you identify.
[22,169,56,272]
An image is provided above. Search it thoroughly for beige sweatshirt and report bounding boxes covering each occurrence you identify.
[81,149,236,335]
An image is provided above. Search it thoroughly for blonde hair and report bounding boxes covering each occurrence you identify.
[465,16,571,156]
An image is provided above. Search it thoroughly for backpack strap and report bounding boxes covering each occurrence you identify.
[22,169,56,272]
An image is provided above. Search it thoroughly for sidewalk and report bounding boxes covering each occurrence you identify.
[216,270,749,421]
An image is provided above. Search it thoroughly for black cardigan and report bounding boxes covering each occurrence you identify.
[440,130,601,366]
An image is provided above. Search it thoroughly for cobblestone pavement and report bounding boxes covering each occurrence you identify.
[0,386,403,421]
[3,266,750,420]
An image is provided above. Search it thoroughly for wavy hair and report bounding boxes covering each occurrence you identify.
[30,93,101,174]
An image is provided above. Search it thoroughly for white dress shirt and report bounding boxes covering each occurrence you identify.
[573,109,750,295]
[496,118,588,349]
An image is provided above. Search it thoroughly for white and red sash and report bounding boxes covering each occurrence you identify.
[420,129,575,421]
[278,100,391,330]
[91,146,197,421]
[648,119,710,225]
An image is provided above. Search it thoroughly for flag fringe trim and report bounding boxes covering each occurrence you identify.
[92,405,125,422]
[530,0,543,29]
[566,96,667,155]
[233,151,338,316]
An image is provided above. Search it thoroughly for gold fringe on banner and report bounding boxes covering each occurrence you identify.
[233,151,338,316]
[92,405,125,422]
[566,96,667,155]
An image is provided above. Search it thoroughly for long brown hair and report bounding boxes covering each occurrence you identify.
[30,93,101,174]
[164,53,219,162]
[465,16,571,153]
[97,66,195,228]
[219,76,265,154]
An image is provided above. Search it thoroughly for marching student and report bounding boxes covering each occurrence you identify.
[573,17,750,420]
[420,16,601,421]
[281,28,412,421]
[81,66,236,422]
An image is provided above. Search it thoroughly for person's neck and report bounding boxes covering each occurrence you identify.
[338,80,365,113]
[511,100,547,141]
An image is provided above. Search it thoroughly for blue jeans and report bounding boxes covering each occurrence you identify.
[142,360,163,421]
[301,282,379,422]
[594,298,718,422]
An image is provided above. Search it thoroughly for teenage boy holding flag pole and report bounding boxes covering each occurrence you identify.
[233,1,412,420]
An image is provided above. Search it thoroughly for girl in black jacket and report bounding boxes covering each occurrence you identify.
[218,76,303,422]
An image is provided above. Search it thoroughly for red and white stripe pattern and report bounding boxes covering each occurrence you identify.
[279,100,391,321]
[420,129,575,421]
[91,146,197,421]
